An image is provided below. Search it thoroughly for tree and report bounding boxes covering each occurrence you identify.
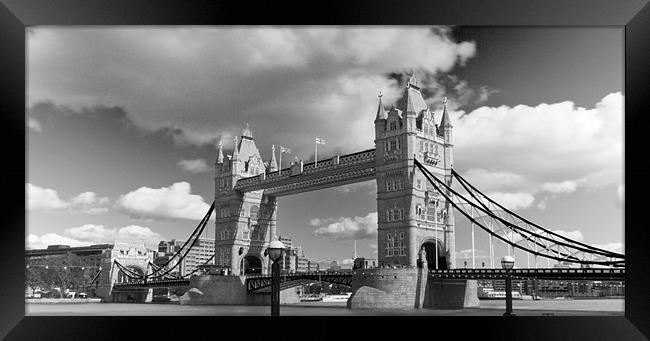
[30,253,97,296]
[25,265,47,296]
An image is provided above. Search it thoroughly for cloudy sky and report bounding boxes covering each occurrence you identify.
[26,26,624,266]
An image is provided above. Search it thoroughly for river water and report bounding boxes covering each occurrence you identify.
[26,299,624,316]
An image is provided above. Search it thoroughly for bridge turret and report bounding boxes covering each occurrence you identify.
[439,97,455,268]
[216,138,224,165]
[439,97,453,146]
[215,124,273,277]
[375,72,456,270]
[269,145,278,172]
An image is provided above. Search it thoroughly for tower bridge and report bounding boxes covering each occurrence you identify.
[212,74,458,278]
[107,73,624,309]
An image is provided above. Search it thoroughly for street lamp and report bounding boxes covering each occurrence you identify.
[501,255,516,316]
[268,240,285,316]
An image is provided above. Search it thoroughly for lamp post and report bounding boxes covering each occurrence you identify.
[501,256,516,316]
[268,240,285,316]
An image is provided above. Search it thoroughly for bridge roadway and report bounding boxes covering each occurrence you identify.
[112,268,624,292]
[233,149,376,196]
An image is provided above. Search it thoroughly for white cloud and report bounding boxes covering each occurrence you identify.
[177,159,210,174]
[339,258,354,266]
[30,224,165,250]
[453,93,623,209]
[69,192,110,214]
[459,169,529,193]
[312,212,378,240]
[28,27,476,157]
[455,248,488,261]
[476,86,500,104]
[551,230,585,242]
[28,117,42,132]
[541,181,578,194]
[455,93,623,190]
[336,181,376,194]
[26,233,90,249]
[309,218,324,226]
[71,192,107,205]
[27,184,110,214]
[64,224,117,243]
[116,181,210,220]
[27,183,70,211]
[536,197,549,210]
[116,225,164,246]
[485,192,535,211]
[591,242,624,254]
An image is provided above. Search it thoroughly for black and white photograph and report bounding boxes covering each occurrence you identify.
[23,25,627,317]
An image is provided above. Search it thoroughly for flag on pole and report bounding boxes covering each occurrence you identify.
[314,137,326,166]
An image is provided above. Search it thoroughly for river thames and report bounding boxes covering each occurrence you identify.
[26,298,624,316]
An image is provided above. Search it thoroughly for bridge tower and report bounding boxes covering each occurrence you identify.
[214,124,277,276]
[374,74,456,269]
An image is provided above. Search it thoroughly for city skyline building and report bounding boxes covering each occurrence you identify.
[155,237,215,276]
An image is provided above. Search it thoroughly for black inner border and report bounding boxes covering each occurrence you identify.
[1,0,649,340]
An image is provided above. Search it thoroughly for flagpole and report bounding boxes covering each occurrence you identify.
[279,147,282,172]
[315,138,318,167]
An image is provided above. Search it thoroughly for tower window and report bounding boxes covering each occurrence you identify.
[390,121,397,130]
[427,206,436,221]
[250,205,259,220]
[390,140,397,150]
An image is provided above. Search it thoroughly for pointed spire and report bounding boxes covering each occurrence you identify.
[242,123,253,139]
[216,138,224,164]
[440,97,453,128]
[269,145,278,172]
[375,91,387,120]
[232,136,239,160]
[408,72,417,88]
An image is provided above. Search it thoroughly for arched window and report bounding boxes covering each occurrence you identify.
[416,205,425,220]
[250,205,259,220]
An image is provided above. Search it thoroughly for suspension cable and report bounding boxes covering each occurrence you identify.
[414,160,623,266]
[113,260,145,280]
[451,168,622,258]
[418,161,624,265]
[453,169,624,258]
[148,262,177,280]
[147,203,215,279]
[146,201,215,277]
[415,161,582,263]
[88,269,102,286]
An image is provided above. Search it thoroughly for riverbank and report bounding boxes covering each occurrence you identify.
[26,298,623,316]
[26,298,102,304]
